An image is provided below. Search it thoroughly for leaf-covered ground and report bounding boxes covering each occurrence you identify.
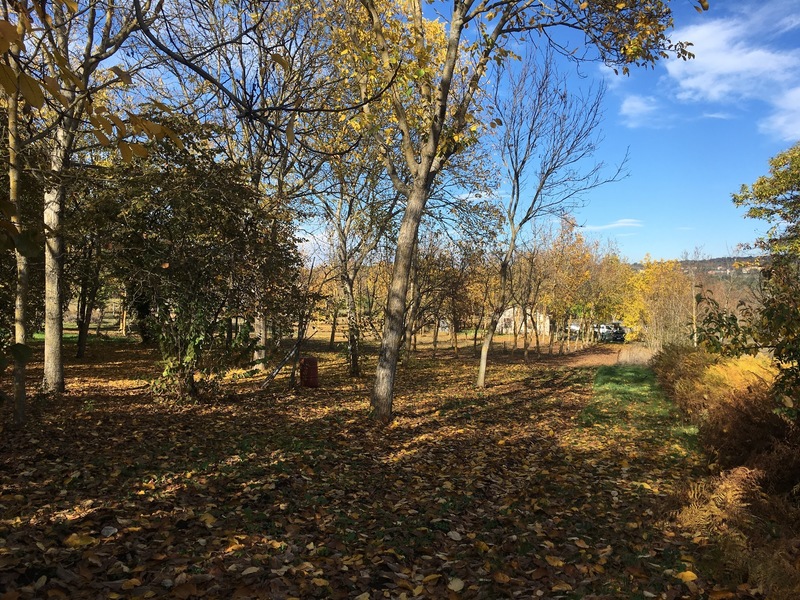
[0,343,761,599]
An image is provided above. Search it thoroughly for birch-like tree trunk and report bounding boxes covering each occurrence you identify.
[9,78,28,426]
[42,126,71,394]
[253,314,268,370]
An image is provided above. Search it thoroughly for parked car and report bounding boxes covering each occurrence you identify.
[593,324,611,341]
[593,323,626,343]
[610,324,626,343]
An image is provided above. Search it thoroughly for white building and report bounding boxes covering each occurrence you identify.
[495,306,550,337]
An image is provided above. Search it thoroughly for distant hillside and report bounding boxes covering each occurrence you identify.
[680,256,765,275]
[630,256,766,276]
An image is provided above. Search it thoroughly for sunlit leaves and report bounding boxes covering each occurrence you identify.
[447,577,465,591]
[57,0,79,12]
[17,71,44,107]
[734,142,800,256]
[109,65,132,84]
[0,19,21,54]
[270,52,290,71]
[623,257,691,350]
[63,533,97,548]
[0,63,17,95]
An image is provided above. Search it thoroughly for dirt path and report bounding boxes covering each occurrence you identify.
[510,342,654,368]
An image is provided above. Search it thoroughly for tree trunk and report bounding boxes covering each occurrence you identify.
[253,313,267,370]
[432,315,439,358]
[289,304,311,388]
[225,317,233,350]
[477,257,511,388]
[43,127,71,396]
[473,282,491,353]
[403,251,419,360]
[477,305,502,388]
[94,306,104,336]
[9,75,28,426]
[371,186,427,423]
[328,305,338,349]
[523,307,530,362]
[472,313,482,352]
[76,244,101,359]
[343,276,361,377]
[450,316,459,358]
[76,281,91,359]
[13,248,29,426]
[511,309,519,355]
[120,304,128,335]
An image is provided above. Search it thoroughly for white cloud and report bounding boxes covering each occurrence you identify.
[619,95,660,128]
[582,218,643,232]
[665,2,800,141]
[758,85,800,141]
[666,22,797,102]
[701,112,734,120]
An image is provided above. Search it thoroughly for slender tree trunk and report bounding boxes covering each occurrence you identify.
[432,315,439,358]
[371,186,427,423]
[343,276,361,377]
[522,305,530,362]
[120,302,128,335]
[94,306,104,336]
[477,259,511,388]
[328,305,338,349]
[472,318,481,352]
[225,317,233,350]
[13,245,28,425]
[8,73,28,426]
[43,126,71,396]
[477,306,502,388]
[76,282,91,358]
[403,250,419,360]
[253,313,267,370]
[511,308,519,355]
[450,316,459,358]
[76,244,101,359]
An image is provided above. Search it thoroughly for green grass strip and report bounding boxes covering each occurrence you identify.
[580,364,697,448]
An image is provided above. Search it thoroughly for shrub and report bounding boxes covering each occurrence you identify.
[650,346,796,490]
[699,379,790,477]
[673,467,800,598]
[649,344,718,415]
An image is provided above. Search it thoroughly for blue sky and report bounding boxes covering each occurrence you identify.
[572,0,800,262]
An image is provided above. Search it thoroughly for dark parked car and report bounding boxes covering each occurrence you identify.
[594,323,626,343]
[610,324,626,343]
